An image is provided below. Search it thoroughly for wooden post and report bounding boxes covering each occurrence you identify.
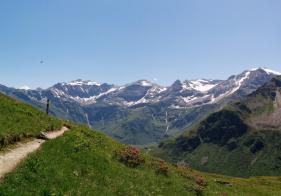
[46,99,50,115]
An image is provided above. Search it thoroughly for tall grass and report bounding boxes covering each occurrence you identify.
[0,93,62,149]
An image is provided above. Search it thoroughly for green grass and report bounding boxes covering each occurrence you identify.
[0,93,63,149]
[0,91,281,195]
[0,126,199,195]
[1,125,281,195]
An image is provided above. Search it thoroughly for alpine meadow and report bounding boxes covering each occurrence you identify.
[1,1,281,195]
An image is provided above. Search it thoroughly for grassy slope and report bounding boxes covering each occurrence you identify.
[0,125,281,195]
[157,130,281,177]
[0,93,280,195]
[0,93,63,149]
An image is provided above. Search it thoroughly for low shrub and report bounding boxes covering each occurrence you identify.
[151,158,169,176]
[194,175,207,187]
[179,169,207,187]
[115,146,145,168]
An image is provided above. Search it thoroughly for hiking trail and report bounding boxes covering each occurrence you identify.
[0,126,69,179]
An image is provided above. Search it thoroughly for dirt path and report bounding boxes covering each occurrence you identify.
[0,126,69,179]
[42,126,69,140]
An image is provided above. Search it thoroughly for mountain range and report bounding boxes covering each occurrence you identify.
[1,84,280,195]
[0,67,280,145]
[156,75,281,177]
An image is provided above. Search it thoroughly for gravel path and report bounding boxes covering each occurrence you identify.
[0,126,69,179]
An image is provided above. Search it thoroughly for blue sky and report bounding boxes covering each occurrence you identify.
[0,0,281,88]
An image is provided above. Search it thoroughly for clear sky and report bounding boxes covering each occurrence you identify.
[0,0,281,89]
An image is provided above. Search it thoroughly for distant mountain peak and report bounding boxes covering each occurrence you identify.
[64,79,101,86]
[4,67,281,110]
[19,86,31,90]
[251,67,281,75]
[133,80,154,87]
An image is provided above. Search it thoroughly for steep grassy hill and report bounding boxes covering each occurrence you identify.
[156,76,281,177]
[1,124,281,195]
[0,93,63,149]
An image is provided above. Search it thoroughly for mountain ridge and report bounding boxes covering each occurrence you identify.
[0,67,280,145]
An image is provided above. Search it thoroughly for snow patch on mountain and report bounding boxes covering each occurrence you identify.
[229,71,251,95]
[140,80,152,86]
[19,86,31,90]
[51,88,66,98]
[181,79,219,92]
[131,80,154,87]
[125,97,148,107]
[189,79,218,92]
[66,80,101,86]
[70,87,118,104]
[123,85,167,107]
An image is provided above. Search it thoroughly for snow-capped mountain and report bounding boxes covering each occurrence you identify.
[46,79,166,107]
[0,67,280,145]
[208,68,278,102]
[19,86,31,90]
[15,67,280,109]
[158,79,222,108]
[114,80,166,106]
[49,79,115,104]
[161,67,281,108]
